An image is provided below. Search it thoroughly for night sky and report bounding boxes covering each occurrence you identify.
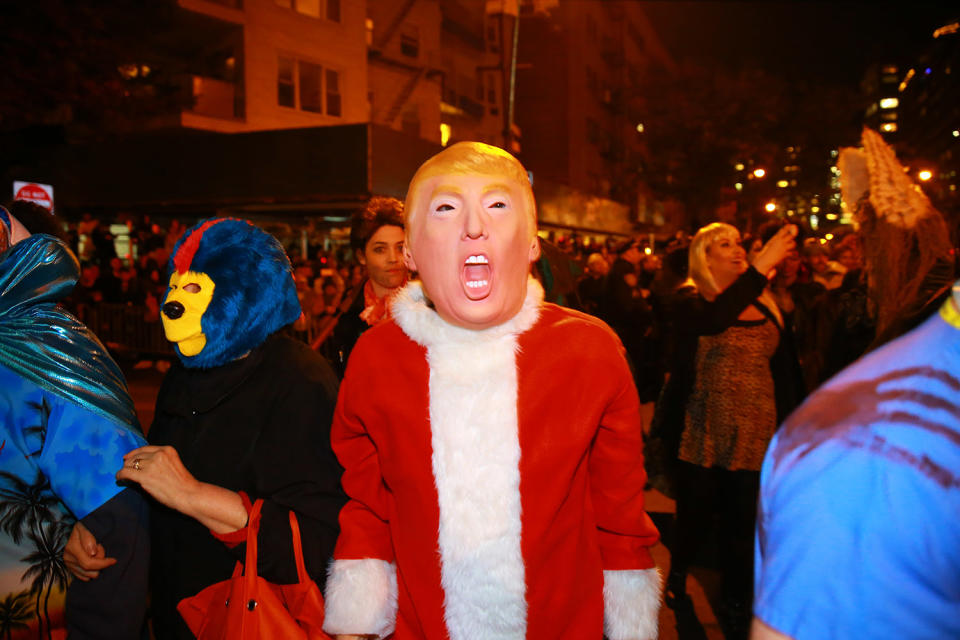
[641,1,959,86]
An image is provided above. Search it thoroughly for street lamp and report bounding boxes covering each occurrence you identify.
[918,170,933,182]
[764,202,777,213]
[753,168,766,179]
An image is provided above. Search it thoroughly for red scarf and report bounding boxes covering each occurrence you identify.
[359,278,407,327]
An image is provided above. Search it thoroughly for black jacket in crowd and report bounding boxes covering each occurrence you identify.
[147,334,346,640]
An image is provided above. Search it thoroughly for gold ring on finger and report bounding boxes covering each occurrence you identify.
[134,458,142,471]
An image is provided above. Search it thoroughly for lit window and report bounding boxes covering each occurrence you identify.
[880,97,899,109]
[326,69,341,116]
[278,56,295,107]
[735,163,744,171]
[811,206,820,213]
[296,0,320,18]
[777,180,789,188]
[826,213,838,220]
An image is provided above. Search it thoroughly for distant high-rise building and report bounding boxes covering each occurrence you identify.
[513,0,675,235]
[898,17,960,213]
[861,62,902,140]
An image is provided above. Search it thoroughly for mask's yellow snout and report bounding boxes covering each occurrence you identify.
[161,271,215,356]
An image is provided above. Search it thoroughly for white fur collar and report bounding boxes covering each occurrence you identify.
[391,277,542,639]
[392,277,543,348]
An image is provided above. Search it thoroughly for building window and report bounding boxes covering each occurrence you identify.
[326,69,341,116]
[297,0,320,17]
[275,0,339,22]
[402,105,420,136]
[278,55,341,116]
[326,0,340,21]
[299,61,323,112]
[278,56,295,107]
[400,24,419,58]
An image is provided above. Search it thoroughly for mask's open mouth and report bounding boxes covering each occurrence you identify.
[462,254,491,300]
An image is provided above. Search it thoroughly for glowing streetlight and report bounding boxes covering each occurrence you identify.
[764,202,777,213]
[918,170,933,182]
[776,179,789,188]
[753,168,766,179]
[636,123,645,133]
[735,163,745,171]
[825,233,835,241]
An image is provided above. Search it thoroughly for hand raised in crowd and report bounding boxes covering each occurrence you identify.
[750,224,798,279]
[63,521,115,581]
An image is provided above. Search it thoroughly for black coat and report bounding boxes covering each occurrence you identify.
[147,334,346,640]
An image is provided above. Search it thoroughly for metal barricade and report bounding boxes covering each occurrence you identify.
[75,303,174,356]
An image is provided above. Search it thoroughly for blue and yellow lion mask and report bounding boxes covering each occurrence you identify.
[161,218,301,369]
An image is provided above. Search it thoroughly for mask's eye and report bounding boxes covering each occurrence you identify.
[183,283,202,293]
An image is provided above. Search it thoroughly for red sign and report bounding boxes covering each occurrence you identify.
[13,181,54,211]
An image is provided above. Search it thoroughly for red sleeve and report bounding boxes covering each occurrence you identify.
[589,335,659,569]
[330,351,396,562]
[209,490,253,547]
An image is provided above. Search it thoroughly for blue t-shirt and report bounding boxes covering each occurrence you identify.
[754,309,960,640]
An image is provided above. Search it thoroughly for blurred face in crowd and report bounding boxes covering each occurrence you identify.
[706,230,747,290]
[834,247,860,272]
[404,143,539,330]
[807,250,828,275]
[586,253,609,278]
[358,224,407,297]
[779,249,801,280]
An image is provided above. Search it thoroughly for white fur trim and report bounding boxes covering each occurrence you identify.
[392,277,543,349]
[393,278,543,640]
[322,559,398,638]
[603,568,663,640]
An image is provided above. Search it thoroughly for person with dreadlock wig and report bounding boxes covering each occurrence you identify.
[815,128,955,385]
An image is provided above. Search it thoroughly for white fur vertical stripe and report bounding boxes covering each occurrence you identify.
[393,279,543,640]
[603,568,663,640]
[322,559,398,638]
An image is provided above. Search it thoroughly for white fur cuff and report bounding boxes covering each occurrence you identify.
[322,559,399,638]
[603,568,663,640]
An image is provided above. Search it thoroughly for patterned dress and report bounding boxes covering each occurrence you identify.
[679,317,780,471]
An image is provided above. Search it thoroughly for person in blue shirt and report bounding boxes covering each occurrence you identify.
[752,284,960,640]
[0,201,149,639]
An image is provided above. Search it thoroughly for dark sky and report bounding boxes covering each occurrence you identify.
[640,1,959,86]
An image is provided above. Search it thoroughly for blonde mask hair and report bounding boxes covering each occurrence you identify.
[404,141,537,239]
[688,222,740,300]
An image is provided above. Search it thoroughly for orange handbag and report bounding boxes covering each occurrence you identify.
[177,499,331,639]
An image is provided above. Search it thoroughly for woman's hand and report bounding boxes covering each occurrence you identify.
[117,445,200,514]
[751,224,798,278]
[117,445,248,534]
[63,521,115,581]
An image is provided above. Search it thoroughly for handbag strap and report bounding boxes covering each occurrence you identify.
[287,511,309,584]
[243,499,265,592]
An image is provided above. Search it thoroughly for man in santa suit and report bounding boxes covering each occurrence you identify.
[322,142,662,640]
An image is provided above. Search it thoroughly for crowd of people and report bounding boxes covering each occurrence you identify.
[2,132,958,640]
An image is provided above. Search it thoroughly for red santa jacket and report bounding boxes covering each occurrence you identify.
[323,280,661,640]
